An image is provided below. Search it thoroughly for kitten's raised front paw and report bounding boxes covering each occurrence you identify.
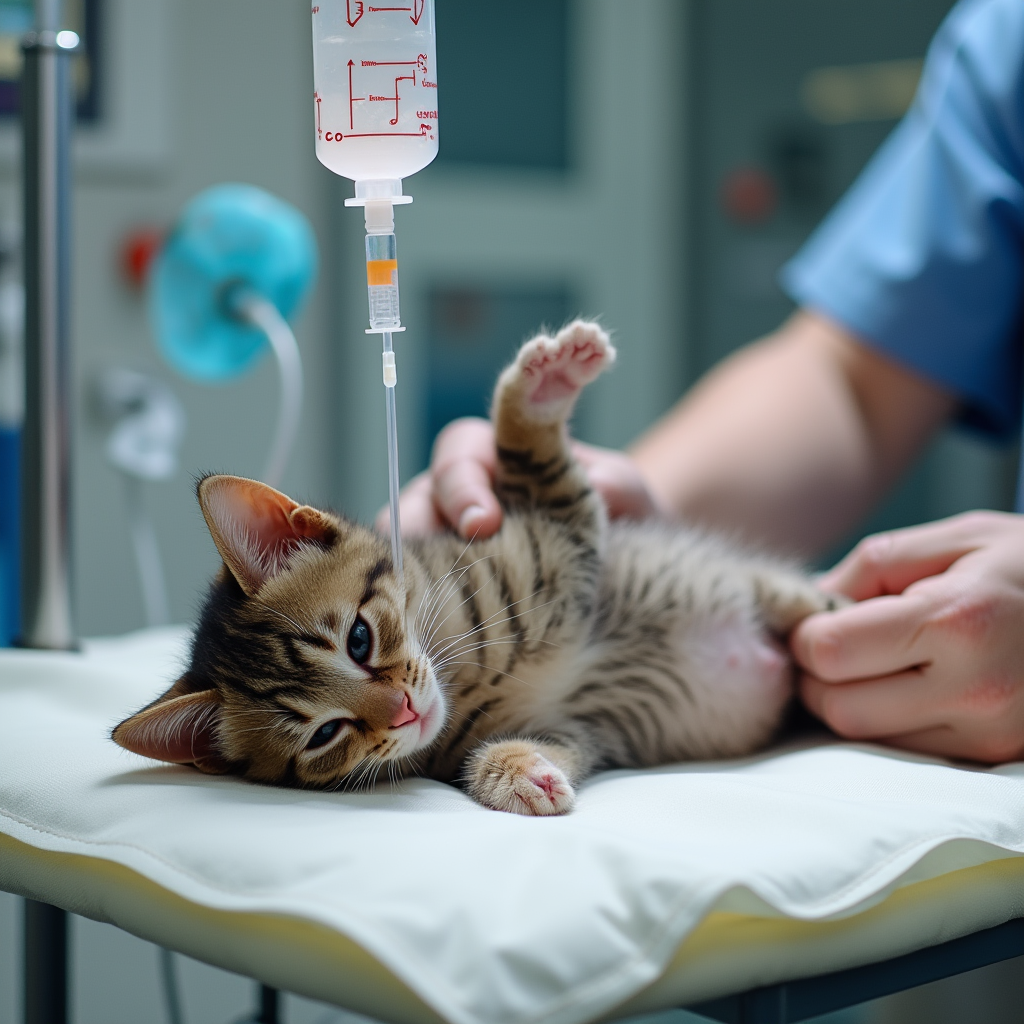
[514,321,615,411]
[466,739,576,816]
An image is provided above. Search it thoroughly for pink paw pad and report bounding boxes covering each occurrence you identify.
[531,771,560,797]
[520,330,612,405]
[524,768,571,809]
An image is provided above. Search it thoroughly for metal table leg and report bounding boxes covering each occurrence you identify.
[23,900,68,1024]
[257,985,280,1024]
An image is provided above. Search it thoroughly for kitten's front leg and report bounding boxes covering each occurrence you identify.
[464,737,583,816]
[491,320,615,523]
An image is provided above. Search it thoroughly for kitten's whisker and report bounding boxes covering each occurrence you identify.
[433,639,560,678]
[432,625,560,665]
[416,550,494,636]
[441,702,498,730]
[422,560,502,637]
[416,553,476,622]
[440,660,530,687]
[426,593,521,659]
[427,587,558,659]
[421,564,501,648]
[254,601,308,636]
[350,754,378,792]
[338,752,375,792]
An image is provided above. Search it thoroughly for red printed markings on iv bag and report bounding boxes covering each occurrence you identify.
[361,54,428,73]
[340,55,433,134]
[345,0,425,25]
[324,123,432,141]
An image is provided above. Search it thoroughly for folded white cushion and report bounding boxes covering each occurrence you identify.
[2,629,1024,1024]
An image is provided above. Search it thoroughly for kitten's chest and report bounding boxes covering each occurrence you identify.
[423,645,585,780]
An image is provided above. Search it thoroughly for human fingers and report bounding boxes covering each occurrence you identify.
[573,442,659,521]
[799,669,948,740]
[791,591,934,682]
[818,514,991,600]
[431,417,502,539]
[376,471,445,538]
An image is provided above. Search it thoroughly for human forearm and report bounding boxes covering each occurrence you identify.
[630,312,954,555]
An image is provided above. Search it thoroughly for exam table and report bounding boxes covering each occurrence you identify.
[3,627,1023,1024]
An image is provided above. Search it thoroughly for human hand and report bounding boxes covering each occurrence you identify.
[376,417,659,539]
[792,511,1024,763]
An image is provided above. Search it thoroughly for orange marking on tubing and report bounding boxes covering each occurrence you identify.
[366,259,398,286]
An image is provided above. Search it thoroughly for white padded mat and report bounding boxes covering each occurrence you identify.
[2,629,1024,1024]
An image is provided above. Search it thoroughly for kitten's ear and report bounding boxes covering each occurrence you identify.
[112,682,228,774]
[197,475,338,595]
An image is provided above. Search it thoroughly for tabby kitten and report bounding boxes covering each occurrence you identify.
[113,321,833,815]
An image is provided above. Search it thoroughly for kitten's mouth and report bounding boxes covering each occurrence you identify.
[417,699,437,734]
[388,690,444,749]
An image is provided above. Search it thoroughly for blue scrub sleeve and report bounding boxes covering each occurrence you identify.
[782,0,1024,438]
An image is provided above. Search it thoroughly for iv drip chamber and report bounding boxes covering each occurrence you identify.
[311,0,438,183]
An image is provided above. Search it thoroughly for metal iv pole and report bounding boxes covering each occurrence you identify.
[21,0,76,1021]
[20,0,74,650]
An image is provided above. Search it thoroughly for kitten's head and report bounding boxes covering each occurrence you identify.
[112,475,447,788]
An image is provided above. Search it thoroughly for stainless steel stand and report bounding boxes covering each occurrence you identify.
[19,20,76,650]
[20,6,76,1022]
[257,985,281,1024]
[23,900,68,1024]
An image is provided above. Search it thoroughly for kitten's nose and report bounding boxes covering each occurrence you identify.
[390,693,419,728]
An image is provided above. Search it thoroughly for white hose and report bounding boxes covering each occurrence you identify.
[234,294,304,490]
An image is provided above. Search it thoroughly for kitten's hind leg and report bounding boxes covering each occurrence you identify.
[464,736,584,816]
[754,567,844,635]
[491,320,615,519]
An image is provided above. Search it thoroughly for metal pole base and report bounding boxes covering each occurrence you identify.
[257,985,280,1024]
[23,900,68,1024]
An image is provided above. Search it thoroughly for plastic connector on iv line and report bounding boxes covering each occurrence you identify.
[343,178,413,209]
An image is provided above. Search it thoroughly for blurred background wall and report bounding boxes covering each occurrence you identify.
[0,0,1022,1021]
[0,0,1014,642]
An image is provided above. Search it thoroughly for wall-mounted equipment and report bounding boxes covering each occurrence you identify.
[150,184,318,490]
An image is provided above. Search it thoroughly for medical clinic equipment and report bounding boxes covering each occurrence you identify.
[96,368,185,629]
[311,0,439,580]
[150,184,318,490]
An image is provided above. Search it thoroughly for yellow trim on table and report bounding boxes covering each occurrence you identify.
[613,856,1024,1018]
[3,830,1023,1023]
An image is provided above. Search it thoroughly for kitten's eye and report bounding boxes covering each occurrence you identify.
[306,718,348,750]
[347,616,371,664]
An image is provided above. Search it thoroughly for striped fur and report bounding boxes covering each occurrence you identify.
[113,322,834,815]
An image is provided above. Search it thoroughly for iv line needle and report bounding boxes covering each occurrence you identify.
[383,330,404,584]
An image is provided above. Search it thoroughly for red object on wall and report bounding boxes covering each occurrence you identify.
[720,167,778,225]
[120,227,165,291]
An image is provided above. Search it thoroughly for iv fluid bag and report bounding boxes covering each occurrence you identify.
[311,0,438,182]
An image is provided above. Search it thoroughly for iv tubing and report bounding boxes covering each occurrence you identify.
[383,330,403,582]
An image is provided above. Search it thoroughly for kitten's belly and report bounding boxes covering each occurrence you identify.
[671,612,793,758]
[552,607,795,765]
